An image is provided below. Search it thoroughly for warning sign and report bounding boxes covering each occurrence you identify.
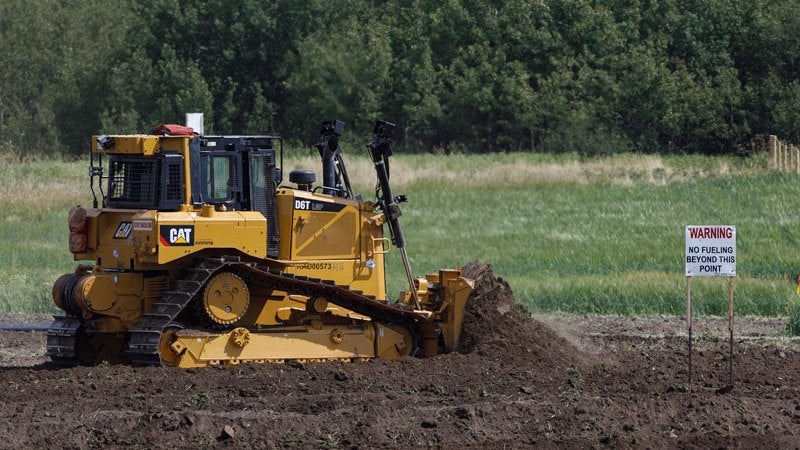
[685,225,736,276]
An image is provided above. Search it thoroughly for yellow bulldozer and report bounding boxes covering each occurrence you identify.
[47,120,473,367]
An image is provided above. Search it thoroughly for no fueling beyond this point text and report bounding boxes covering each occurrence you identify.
[685,225,736,276]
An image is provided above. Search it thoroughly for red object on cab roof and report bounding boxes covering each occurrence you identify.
[151,124,195,136]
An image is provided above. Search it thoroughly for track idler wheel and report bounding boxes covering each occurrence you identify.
[201,272,250,326]
[158,323,185,367]
[390,324,416,357]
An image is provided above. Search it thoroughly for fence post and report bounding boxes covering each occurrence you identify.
[787,143,791,171]
[782,142,787,171]
[769,135,778,170]
[788,143,792,171]
[795,146,799,175]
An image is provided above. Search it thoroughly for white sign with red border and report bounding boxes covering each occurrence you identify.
[133,220,153,231]
[685,225,736,276]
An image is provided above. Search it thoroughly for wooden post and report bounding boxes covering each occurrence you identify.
[769,135,777,170]
[781,142,786,171]
[727,277,735,387]
[795,146,799,175]
[778,141,786,172]
[686,276,693,386]
[784,142,789,171]
[785,143,790,172]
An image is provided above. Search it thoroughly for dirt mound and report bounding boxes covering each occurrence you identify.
[459,261,582,368]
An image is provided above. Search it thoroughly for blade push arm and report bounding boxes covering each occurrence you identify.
[366,121,420,308]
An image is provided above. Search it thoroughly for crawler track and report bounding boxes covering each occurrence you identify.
[45,314,83,364]
[49,257,437,366]
[126,257,230,365]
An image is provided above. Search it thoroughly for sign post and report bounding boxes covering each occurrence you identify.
[684,225,736,389]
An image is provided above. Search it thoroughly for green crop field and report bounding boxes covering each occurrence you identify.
[376,152,800,319]
[3,151,800,325]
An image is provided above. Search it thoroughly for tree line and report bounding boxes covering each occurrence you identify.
[2,0,800,157]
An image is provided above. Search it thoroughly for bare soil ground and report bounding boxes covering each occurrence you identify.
[1,262,799,449]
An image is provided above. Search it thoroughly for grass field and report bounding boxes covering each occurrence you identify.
[2,150,800,321]
[0,157,88,312]
[374,152,800,318]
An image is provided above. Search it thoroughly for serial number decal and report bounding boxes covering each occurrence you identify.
[132,220,153,231]
[294,199,346,212]
[297,262,345,271]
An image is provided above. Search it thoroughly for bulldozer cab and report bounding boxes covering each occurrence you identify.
[194,136,280,212]
[97,135,281,209]
[94,134,282,256]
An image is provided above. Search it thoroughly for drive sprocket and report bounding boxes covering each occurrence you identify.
[201,271,250,326]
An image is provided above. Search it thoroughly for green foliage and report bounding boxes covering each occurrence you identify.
[186,391,210,409]
[99,46,214,133]
[283,10,393,139]
[4,0,800,156]
[0,0,136,156]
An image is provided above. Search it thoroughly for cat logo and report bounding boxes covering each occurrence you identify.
[159,225,195,246]
[113,222,132,239]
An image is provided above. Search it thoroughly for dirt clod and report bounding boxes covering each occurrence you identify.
[220,425,236,439]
